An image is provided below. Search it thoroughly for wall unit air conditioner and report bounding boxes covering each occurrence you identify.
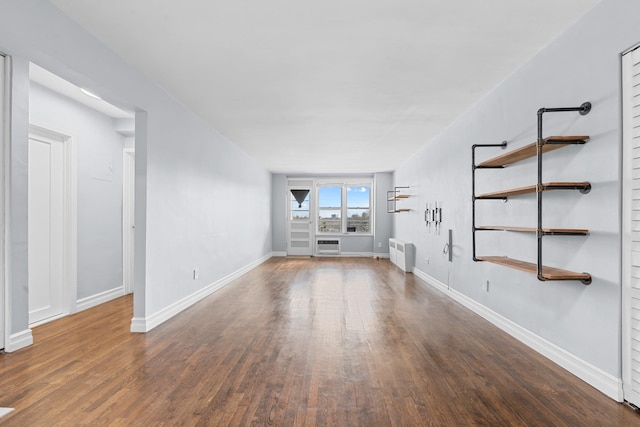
[316,238,340,255]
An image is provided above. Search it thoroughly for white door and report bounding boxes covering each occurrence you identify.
[28,131,65,325]
[622,44,640,406]
[287,181,313,256]
[0,53,5,348]
[123,150,135,294]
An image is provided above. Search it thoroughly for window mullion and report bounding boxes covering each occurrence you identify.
[342,186,347,233]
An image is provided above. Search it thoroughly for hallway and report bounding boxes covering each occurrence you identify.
[0,257,638,425]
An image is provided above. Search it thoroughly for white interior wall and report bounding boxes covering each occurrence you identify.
[0,0,273,344]
[374,172,393,256]
[393,0,640,395]
[271,174,287,254]
[29,81,125,301]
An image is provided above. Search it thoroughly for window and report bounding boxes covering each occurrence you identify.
[318,186,341,232]
[347,186,370,233]
[290,190,310,220]
[317,181,372,234]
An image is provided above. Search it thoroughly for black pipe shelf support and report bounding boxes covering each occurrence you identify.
[472,102,593,285]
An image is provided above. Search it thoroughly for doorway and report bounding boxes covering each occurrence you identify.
[622,43,640,407]
[27,125,76,326]
[287,180,313,256]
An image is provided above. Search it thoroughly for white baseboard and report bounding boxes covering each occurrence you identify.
[277,251,388,258]
[315,252,375,258]
[413,268,624,402]
[77,286,125,312]
[0,408,15,419]
[5,328,33,352]
[373,253,390,259]
[130,253,272,333]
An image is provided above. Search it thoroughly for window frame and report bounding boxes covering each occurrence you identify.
[316,179,373,235]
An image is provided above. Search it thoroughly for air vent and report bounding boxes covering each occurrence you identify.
[317,239,340,255]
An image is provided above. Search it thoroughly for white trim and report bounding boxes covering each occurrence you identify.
[4,328,33,352]
[130,253,272,333]
[28,124,78,318]
[621,45,640,406]
[286,180,314,256]
[275,251,389,258]
[0,408,15,419]
[28,312,67,328]
[77,286,125,312]
[622,40,640,55]
[315,252,375,258]
[122,148,135,295]
[413,268,624,402]
[1,53,8,350]
[315,179,373,236]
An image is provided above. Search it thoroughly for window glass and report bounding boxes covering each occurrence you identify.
[290,190,310,220]
[318,186,342,232]
[347,186,370,233]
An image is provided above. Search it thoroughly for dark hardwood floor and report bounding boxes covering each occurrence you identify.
[1,257,638,426]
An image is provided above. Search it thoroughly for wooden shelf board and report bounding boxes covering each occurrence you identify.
[477,256,591,282]
[476,226,588,235]
[477,136,589,168]
[476,181,590,199]
[388,194,410,201]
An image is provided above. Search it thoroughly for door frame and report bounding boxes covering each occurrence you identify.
[1,53,7,349]
[622,42,640,405]
[123,148,135,294]
[28,124,77,325]
[286,179,314,256]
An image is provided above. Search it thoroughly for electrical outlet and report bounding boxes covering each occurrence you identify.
[483,280,489,292]
[193,268,199,280]
[425,258,429,264]
[378,242,382,248]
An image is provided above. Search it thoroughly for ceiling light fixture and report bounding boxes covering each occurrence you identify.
[80,88,102,100]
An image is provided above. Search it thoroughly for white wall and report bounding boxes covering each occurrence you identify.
[374,172,393,256]
[0,0,272,343]
[271,174,287,253]
[30,82,125,301]
[393,0,640,387]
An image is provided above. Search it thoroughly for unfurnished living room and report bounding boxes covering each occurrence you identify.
[1,0,640,425]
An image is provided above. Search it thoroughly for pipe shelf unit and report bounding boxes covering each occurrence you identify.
[476,182,591,200]
[387,187,411,213]
[472,102,592,285]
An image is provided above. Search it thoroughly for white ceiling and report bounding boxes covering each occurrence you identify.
[50,0,600,174]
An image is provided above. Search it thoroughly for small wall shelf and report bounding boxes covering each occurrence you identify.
[477,136,589,168]
[476,256,591,283]
[476,182,591,200]
[475,226,588,236]
[472,102,592,285]
[387,187,411,213]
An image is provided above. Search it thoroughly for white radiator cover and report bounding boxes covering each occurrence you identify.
[389,238,413,272]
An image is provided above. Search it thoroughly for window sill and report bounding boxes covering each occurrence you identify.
[316,233,373,237]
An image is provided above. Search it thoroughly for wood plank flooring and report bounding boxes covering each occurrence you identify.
[1,257,638,426]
